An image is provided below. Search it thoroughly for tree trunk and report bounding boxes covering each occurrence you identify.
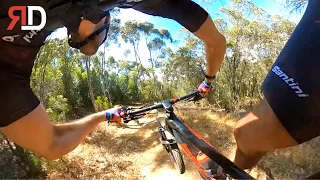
[132,42,143,98]
[147,43,157,100]
[39,60,50,104]
[85,56,97,112]
[102,48,113,104]
[101,47,107,98]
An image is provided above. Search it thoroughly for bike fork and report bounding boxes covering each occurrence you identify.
[158,126,177,145]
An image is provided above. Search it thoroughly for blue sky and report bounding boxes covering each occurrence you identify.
[50,0,305,68]
[145,0,304,38]
[51,0,305,40]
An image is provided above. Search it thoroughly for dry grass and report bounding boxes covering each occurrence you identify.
[258,138,320,179]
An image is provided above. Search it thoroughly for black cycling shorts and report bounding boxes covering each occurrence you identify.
[128,0,208,32]
[262,0,320,144]
[0,60,40,127]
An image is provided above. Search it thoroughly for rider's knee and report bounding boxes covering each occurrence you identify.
[233,99,293,156]
[233,113,250,143]
[233,125,241,142]
[234,125,264,158]
[233,114,260,156]
[233,123,244,149]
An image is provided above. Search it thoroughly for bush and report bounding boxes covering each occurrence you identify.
[46,95,69,122]
[95,96,112,111]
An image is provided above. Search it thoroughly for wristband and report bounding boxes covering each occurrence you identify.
[205,74,216,80]
[106,112,114,122]
[203,81,212,87]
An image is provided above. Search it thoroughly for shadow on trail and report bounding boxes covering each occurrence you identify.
[84,120,160,156]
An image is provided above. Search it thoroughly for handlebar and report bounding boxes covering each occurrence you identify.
[122,90,201,122]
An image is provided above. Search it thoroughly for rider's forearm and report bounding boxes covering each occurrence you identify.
[49,111,106,160]
[204,35,226,83]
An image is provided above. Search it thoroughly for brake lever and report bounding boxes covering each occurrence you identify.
[122,112,146,124]
[186,92,204,102]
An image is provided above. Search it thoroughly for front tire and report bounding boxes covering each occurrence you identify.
[168,142,185,174]
[158,128,185,174]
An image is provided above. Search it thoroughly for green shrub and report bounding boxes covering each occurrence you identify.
[46,95,69,122]
[95,96,112,111]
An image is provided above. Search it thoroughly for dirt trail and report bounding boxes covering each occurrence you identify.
[57,117,203,180]
[48,111,270,180]
[48,109,320,180]
[120,118,201,180]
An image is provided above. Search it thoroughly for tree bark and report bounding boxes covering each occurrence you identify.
[85,56,97,112]
[101,48,107,98]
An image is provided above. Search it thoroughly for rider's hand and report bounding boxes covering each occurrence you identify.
[198,80,212,96]
[105,107,124,124]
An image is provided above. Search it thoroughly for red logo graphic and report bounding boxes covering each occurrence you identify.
[7,6,47,31]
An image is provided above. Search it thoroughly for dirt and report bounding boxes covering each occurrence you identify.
[47,111,269,180]
[48,117,203,180]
